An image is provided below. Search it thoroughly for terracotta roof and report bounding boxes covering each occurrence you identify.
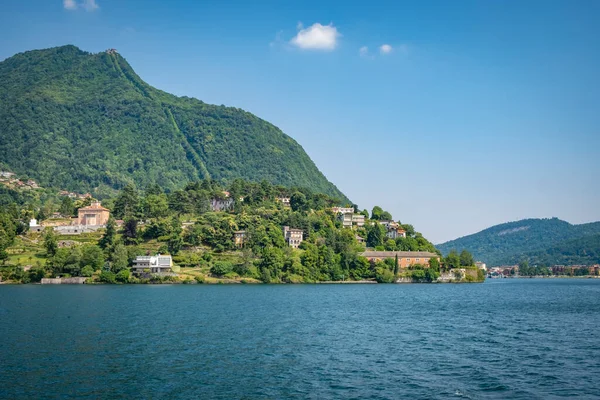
[78,203,109,212]
[360,251,439,258]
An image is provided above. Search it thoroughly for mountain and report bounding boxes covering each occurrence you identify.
[437,218,600,266]
[0,45,347,201]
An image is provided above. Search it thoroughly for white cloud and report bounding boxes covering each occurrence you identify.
[82,0,99,11]
[379,44,393,54]
[63,0,77,10]
[63,0,99,11]
[359,46,369,58]
[290,23,341,51]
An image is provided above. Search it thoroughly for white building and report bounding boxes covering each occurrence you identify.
[331,207,355,214]
[132,255,175,275]
[211,196,234,212]
[29,218,43,233]
[333,207,365,228]
[276,197,291,207]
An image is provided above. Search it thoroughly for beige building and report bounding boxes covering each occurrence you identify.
[77,202,110,226]
[360,251,440,269]
[283,226,303,248]
[234,230,247,248]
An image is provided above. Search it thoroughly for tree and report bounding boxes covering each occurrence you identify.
[99,217,117,250]
[81,265,94,277]
[99,271,116,284]
[366,224,386,248]
[115,269,131,283]
[371,206,383,220]
[444,250,461,269]
[44,229,58,257]
[459,250,474,267]
[59,196,74,216]
[394,254,399,276]
[111,243,129,272]
[168,234,183,255]
[290,192,307,212]
[113,184,139,219]
[81,245,105,271]
[142,194,169,219]
[210,261,234,276]
[122,218,138,245]
[380,211,393,220]
[429,257,440,271]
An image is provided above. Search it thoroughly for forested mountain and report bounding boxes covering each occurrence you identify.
[437,218,600,266]
[0,45,347,201]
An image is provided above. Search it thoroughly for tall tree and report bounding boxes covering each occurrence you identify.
[366,224,386,248]
[459,250,474,267]
[122,217,138,245]
[99,217,117,250]
[59,196,74,216]
[113,184,139,219]
[44,228,58,257]
[290,192,308,212]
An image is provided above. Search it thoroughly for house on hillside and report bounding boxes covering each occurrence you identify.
[283,226,303,248]
[211,192,235,211]
[77,201,110,226]
[379,220,406,239]
[234,230,247,248]
[276,197,291,207]
[332,207,365,228]
[29,218,43,233]
[132,255,176,276]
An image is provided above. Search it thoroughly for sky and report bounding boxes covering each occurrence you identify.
[1,0,599,243]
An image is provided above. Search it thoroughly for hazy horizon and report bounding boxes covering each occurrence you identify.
[1,0,599,243]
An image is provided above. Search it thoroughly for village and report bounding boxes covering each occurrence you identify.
[26,191,452,284]
[0,168,491,284]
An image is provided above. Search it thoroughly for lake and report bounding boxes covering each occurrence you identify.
[1,279,600,399]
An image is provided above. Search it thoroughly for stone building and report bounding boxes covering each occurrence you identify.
[283,226,303,248]
[77,201,110,226]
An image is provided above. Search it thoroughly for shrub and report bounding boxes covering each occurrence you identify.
[115,269,131,283]
[81,265,94,277]
[376,268,395,283]
[210,261,234,276]
[99,271,116,284]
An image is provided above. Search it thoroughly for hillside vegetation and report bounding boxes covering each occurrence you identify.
[0,180,449,284]
[437,218,600,266]
[0,45,347,201]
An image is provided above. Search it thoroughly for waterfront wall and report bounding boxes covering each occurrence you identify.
[41,277,87,284]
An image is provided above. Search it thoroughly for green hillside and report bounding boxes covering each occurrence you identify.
[0,45,347,201]
[437,218,600,266]
[519,234,600,266]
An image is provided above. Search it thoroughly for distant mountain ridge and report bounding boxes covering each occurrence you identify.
[437,218,600,266]
[0,45,348,201]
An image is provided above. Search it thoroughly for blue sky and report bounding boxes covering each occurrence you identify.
[1,0,599,243]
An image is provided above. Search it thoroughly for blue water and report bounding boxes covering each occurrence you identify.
[1,279,600,399]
